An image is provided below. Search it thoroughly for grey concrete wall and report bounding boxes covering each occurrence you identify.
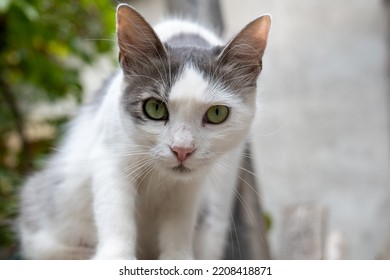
[235,0,390,259]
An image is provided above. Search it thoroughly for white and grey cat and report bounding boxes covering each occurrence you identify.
[18,4,270,259]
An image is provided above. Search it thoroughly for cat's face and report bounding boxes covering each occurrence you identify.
[120,64,256,179]
[116,4,270,180]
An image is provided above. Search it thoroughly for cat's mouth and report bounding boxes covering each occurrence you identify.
[172,164,192,173]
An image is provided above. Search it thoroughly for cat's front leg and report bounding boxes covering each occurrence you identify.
[158,185,201,260]
[91,158,137,260]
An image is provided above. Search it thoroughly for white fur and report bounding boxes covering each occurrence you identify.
[154,19,223,46]
[19,18,258,260]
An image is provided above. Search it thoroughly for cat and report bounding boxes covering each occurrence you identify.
[18,4,271,260]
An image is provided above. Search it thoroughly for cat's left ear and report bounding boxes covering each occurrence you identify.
[217,15,271,84]
[116,4,167,74]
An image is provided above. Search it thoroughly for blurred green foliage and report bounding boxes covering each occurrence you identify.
[0,0,116,258]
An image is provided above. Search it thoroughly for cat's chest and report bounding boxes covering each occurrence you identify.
[135,173,201,225]
[137,184,162,219]
[135,180,171,259]
[135,175,173,227]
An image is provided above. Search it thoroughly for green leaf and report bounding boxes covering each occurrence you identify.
[0,0,11,12]
[0,0,116,257]
[13,0,39,21]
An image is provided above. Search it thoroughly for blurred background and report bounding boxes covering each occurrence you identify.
[0,0,389,259]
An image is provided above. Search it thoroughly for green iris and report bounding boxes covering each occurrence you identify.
[205,105,229,124]
[144,99,168,120]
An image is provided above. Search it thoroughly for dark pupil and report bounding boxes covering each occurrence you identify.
[155,103,160,111]
[215,107,219,116]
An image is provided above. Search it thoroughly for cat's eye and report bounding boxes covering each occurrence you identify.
[143,99,168,121]
[205,105,229,124]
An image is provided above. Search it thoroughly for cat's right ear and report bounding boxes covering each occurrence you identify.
[217,15,271,87]
[116,4,166,74]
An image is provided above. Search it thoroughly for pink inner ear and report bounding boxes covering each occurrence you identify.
[238,15,271,55]
[117,5,157,49]
[254,15,271,45]
[218,14,271,64]
[116,4,167,73]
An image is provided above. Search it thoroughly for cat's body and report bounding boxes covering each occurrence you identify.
[18,4,270,259]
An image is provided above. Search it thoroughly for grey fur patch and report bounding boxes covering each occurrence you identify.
[121,53,182,124]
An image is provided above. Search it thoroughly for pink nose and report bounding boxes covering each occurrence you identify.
[170,146,195,162]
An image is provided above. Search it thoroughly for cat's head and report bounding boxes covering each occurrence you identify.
[115,4,270,180]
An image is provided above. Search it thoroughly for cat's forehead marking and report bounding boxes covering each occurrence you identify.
[169,66,209,103]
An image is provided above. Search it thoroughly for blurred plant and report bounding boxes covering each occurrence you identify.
[0,0,116,258]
